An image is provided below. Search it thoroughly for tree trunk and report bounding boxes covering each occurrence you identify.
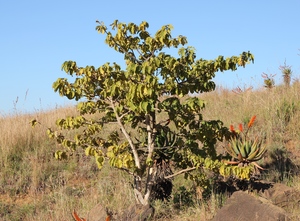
[133,165,158,205]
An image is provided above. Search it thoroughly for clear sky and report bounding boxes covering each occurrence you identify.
[1,1,299,114]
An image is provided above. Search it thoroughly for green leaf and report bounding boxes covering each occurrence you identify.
[140,101,150,113]
[54,151,67,160]
[30,119,38,128]
[85,146,93,156]
[47,128,54,138]
[146,157,153,166]
[95,155,104,169]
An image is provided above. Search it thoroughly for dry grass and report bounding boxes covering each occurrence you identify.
[1,82,300,220]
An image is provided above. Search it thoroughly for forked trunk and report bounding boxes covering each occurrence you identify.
[133,158,173,205]
[133,166,157,205]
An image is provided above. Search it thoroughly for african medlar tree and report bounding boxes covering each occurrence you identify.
[49,20,254,205]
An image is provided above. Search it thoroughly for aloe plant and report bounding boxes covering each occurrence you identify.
[225,116,267,170]
[225,137,266,170]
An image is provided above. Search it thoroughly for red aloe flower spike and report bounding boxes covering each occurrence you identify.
[239,123,243,132]
[106,215,111,221]
[230,125,235,132]
[72,210,86,221]
[248,116,256,128]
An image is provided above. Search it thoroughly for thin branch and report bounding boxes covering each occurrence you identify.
[108,98,141,169]
[135,47,154,63]
[164,167,197,179]
[119,110,131,120]
[119,167,135,176]
[134,189,147,205]
[144,167,155,204]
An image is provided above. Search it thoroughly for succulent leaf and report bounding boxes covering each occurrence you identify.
[227,137,266,163]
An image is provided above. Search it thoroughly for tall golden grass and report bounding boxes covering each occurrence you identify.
[1,82,300,220]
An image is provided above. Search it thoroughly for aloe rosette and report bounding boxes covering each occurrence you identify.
[224,116,267,170]
[225,137,266,170]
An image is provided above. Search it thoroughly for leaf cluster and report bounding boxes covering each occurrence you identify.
[48,20,255,186]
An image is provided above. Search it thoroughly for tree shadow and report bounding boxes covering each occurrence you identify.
[213,177,273,196]
[261,147,300,183]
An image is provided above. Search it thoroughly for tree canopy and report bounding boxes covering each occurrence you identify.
[46,20,254,205]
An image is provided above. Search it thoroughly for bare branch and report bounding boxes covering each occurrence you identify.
[119,167,135,176]
[108,98,141,169]
[164,167,197,179]
[134,189,148,205]
[119,110,131,120]
[144,167,155,205]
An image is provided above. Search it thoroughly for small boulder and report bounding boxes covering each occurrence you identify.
[120,204,154,221]
[88,203,110,221]
[258,183,300,211]
[212,191,289,221]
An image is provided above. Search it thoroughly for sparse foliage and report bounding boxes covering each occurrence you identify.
[46,20,254,206]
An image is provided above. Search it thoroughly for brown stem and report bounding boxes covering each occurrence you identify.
[164,167,197,179]
[144,113,156,200]
[109,98,141,169]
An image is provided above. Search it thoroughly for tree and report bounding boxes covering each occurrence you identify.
[48,20,254,206]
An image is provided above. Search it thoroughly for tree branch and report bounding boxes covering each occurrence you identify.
[145,114,154,161]
[108,98,141,169]
[164,167,196,179]
[134,189,148,205]
[119,167,135,176]
[119,110,131,120]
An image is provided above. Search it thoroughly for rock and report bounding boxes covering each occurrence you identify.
[212,191,289,221]
[258,183,300,211]
[88,203,110,221]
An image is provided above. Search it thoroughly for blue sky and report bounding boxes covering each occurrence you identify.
[1,1,299,114]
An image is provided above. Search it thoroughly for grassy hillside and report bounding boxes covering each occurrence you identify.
[1,82,300,220]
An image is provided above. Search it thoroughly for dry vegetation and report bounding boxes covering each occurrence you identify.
[1,82,300,220]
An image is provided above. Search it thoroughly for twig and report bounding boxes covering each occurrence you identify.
[164,167,197,179]
[119,167,135,176]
